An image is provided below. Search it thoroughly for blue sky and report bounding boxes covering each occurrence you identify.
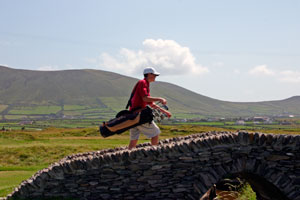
[0,0,299,102]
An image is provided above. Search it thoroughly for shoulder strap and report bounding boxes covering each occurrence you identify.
[126,82,139,109]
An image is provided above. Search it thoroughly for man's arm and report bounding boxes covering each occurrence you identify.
[142,96,167,104]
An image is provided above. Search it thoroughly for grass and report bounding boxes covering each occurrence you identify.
[173,119,300,133]
[99,97,129,112]
[0,170,37,197]
[2,115,29,120]
[0,105,8,113]
[0,165,47,197]
[3,105,117,121]
[0,119,102,130]
[239,183,257,200]
[216,179,256,200]
[8,106,61,115]
[63,105,89,111]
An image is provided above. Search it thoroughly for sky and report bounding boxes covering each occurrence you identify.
[0,0,299,102]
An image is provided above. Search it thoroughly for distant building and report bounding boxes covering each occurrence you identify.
[19,121,34,125]
[264,119,274,124]
[253,116,273,124]
[281,121,292,125]
[62,115,75,119]
[235,120,245,125]
[253,117,266,122]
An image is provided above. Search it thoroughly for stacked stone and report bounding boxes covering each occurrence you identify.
[6,131,300,200]
[60,131,227,163]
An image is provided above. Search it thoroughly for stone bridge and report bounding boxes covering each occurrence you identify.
[6,131,300,200]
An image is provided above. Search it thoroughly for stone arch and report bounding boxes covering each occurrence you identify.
[199,159,291,200]
[6,131,300,200]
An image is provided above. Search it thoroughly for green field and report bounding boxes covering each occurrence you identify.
[3,104,117,121]
[8,106,61,115]
[0,105,8,113]
[0,123,299,198]
[0,128,128,197]
[2,117,300,132]
[173,118,300,133]
[63,105,89,111]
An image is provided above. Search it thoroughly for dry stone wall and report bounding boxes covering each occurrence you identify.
[6,131,300,200]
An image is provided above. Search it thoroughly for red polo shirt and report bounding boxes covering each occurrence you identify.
[130,78,152,111]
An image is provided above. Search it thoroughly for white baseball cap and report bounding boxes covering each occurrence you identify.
[143,67,160,76]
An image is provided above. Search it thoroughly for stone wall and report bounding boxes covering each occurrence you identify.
[6,131,300,200]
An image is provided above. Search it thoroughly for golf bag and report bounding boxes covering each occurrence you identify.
[99,106,154,138]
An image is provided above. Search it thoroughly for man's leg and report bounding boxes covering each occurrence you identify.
[128,139,138,150]
[151,135,159,145]
[140,122,160,146]
[129,127,140,150]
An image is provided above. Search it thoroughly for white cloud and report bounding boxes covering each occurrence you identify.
[249,65,300,84]
[242,89,255,96]
[233,69,240,74]
[37,64,74,71]
[279,70,300,83]
[37,65,60,71]
[249,65,275,76]
[212,62,224,67]
[37,65,69,71]
[0,41,15,46]
[94,39,209,76]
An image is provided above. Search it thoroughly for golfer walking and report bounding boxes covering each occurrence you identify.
[128,67,171,150]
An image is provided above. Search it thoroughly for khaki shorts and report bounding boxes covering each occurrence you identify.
[130,121,161,140]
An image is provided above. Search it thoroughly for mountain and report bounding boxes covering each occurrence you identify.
[0,65,135,105]
[0,65,300,119]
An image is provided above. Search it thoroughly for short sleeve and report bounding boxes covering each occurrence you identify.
[137,80,149,98]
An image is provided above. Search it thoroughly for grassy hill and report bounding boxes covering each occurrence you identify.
[0,65,300,119]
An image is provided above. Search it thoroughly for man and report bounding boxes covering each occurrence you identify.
[128,67,172,150]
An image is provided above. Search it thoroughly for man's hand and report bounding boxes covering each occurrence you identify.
[159,106,172,118]
[164,110,172,118]
[159,98,167,105]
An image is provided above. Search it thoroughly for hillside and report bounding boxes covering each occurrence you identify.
[0,65,300,119]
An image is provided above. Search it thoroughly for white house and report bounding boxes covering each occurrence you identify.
[235,120,245,125]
